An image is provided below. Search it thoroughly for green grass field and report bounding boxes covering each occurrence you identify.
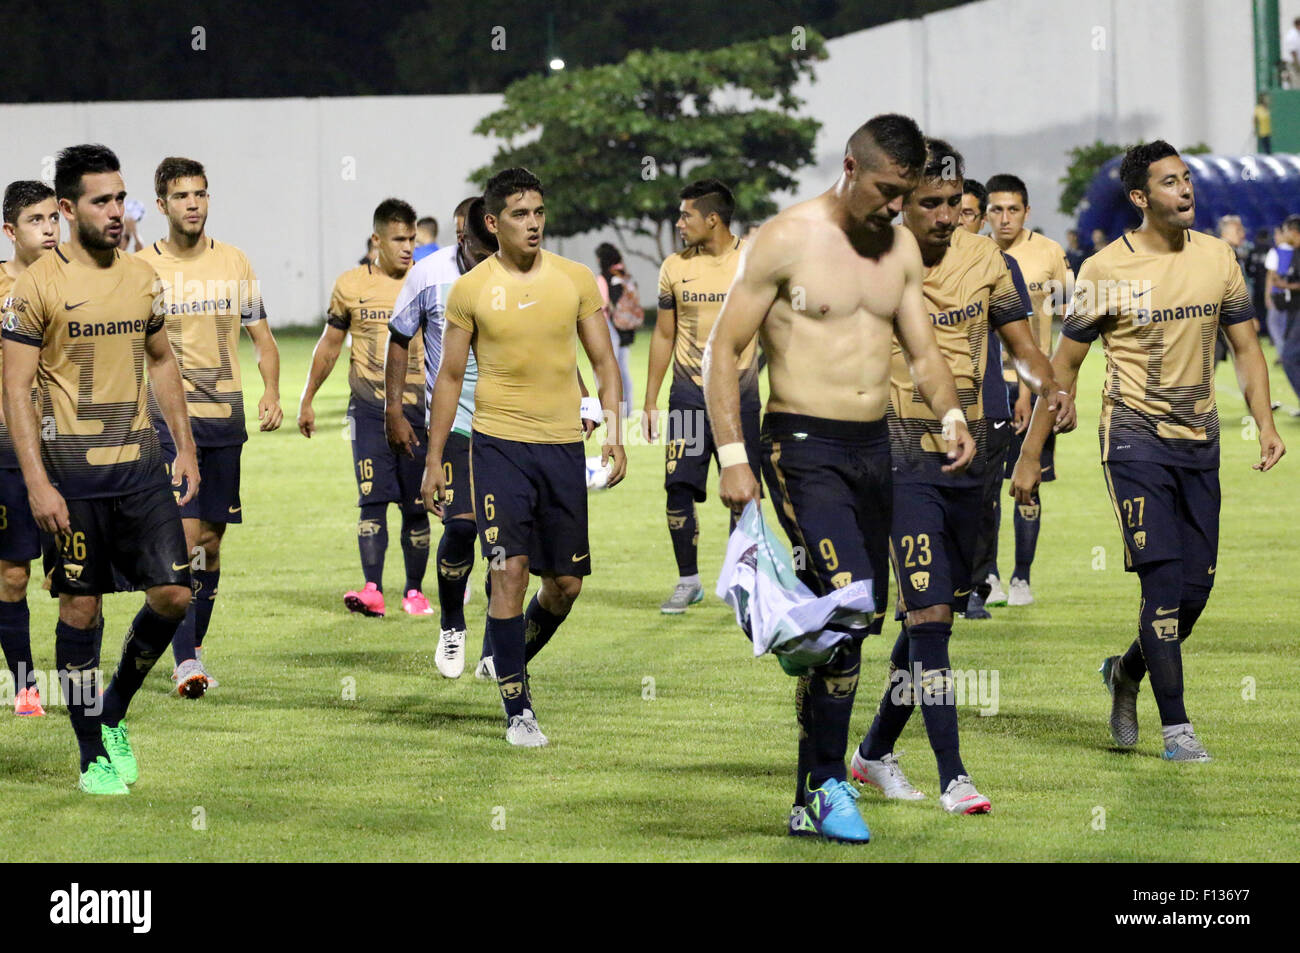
[2,327,1298,861]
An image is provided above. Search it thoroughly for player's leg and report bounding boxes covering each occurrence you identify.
[396,410,434,616]
[523,441,589,667]
[187,520,226,686]
[967,421,1013,619]
[1009,429,1053,605]
[0,470,42,714]
[525,573,581,665]
[345,401,395,617]
[435,433,476,634]
[661,403,708,613]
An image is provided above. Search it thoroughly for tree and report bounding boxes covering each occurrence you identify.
[1059,140,1215,217]
[469,31,828,263]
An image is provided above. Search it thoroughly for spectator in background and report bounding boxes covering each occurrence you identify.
[413,216,438,262]
[1279,217,1300,406]
[595,242,636,419]
[1248,227,1273,335]
[1265,219,1298,363]
[1286,18,1300,88]
[1216,215,1253,362]
[117,197,146,253]
[1064,228,1087,274]
[1255,93,1273,154]
[1090,227,1108,252]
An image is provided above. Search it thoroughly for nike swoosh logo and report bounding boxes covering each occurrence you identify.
[954,587,973,597]
[992,421,1007,429]
[1207,566,1216,575]
[517,301,539,309]
[64,300,89,310]
[359,298,371,304]
[171,561,190,572]
[228,505,241,514]
[1132,286,1155,299]
[1154,606,1177,616]
[680,278,696,284]
[571,552,588,562]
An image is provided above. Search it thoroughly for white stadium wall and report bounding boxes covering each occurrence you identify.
[0,0,1255,326]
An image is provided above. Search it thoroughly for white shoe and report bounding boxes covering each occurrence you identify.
[985,574,1008,607]
[505,708,548,747]
[475,655,496,680]
[1007,576,1034,606]
[435,628,466,678]
[850,749,926,800]
[940,775,991,814]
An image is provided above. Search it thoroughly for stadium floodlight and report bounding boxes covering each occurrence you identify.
[549,57,565,71]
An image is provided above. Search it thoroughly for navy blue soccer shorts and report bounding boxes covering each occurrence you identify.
[890,480,983,615]
[349,398,426,512]
[664,396,761,503]
[158,428,243,525]
[0,468,40,562]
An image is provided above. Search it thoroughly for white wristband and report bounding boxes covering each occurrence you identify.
[580,397,603,423]
[717,442,749,469]
[941,408,966,442]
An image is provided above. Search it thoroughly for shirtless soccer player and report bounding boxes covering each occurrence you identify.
[1013,140,1284,762]
[707,115,975,844]
[425,167,626,747]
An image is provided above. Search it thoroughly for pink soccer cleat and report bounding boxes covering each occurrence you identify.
[14,686,45,716]
[402,590,434,616]
[344,582,386,618]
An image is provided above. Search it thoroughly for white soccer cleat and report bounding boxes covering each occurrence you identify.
[850,749,926,800]
[505,708,548,747]
[985,574,1008,607]
[1007,577,1034,606]
[475,655,496,680]
[940,775,991,815]
[435,628,466,678]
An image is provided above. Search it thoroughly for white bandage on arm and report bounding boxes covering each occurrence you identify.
[580,397,603,423]
[717,442,749,469]
[941,408,966,442]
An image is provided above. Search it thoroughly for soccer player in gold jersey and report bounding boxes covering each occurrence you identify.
[643,179,759,614]
[1013,140,1284,761]
[140,157,282,696]
[2,144,199,794]
[300,199,431,619]
[0,181,59,716]
[425,167,626,747]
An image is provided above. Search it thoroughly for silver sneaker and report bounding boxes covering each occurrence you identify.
[194,647,218,690]
[985,574,1008,607]
[1162,724,1211,762]
[851,749,926,800]
[1100,655,1139,747]
[505,708,549,747]
[1007,576,1034,606]
[475,655,496,680]
[435,628,466,679]
[940,775,991,814]
[171,658,209,699]
[660,582,703,615]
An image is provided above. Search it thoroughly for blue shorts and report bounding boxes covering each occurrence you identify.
[349,398,426,511]
[0,468,40,562]
[760,413,892,636]
[157,429,243,524]
[1102,459,1219,594]
[890,480,983,614]
[470,431,589,577]
[439,431,474,524]
[664,397,761,502]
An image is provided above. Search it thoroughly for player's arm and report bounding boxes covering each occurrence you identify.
[423,323,469,512]
[384,333,418,457]
[891,231,975,472]
[243,319,282,431]
[1225,307,1285,472]
[1011,334,1089,505]
[996,320,1072,432]
[577,309,627,487]
[297,322,347,437]
[146,324,201,506]
[2,338,68,533]
[642,265,676,443]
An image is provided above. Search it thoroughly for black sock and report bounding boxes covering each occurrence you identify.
[171,575,199,666]
[487,614,528,719]
[1179,596,1209,643]
[56,619,106,771]
[480,574,493,660]
[793,640,861,805]
[0,597,36,693]
[665,485,699,578]
[1012,492,1041,582]
[400,511,431,594]
[861,624,914,760]
[101,604,183,727]
[909,621,966,789]
[1132,560,1188,726]
[436,518,476,630]
[358,503,387,590]
[524,594,568,664]
[172,568,220,665]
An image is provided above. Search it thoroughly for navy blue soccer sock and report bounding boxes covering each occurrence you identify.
[909,621,966,789]
[400,511,431,594]
[665,485,699,578]
[794,640,862,805]
[523,593,568,665]
[0,597,36,693]
[56,619,106,771]
[102,605,183,727]
[436,518,476,631]
[358,503,388,591]
[487,614,529,719]
[860,624,915,761]
[1012,492,1041,583]
[172,568,220,664]
[1126,560,1188,726]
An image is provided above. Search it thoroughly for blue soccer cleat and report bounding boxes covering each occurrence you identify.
[788,776,871,843]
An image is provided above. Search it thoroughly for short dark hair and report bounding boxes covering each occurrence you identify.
[483,167,544,217]
[417,216,437,232]
[922,137,963,182]
[453,197,476,221]
[847,113,926,176]
[154,157,207,199]
[1283,214,1300,234]
[679,178,736,227]
[3,180,55,225]
[54,144,120,203]
[373,198,416,232]
[962,178,987,216]
[985,173,1028,205]
[1119,140,1180,205]
[595,242,622,274]
[464,197,497,251]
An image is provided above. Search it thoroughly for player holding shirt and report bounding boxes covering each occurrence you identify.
[1013,141,1284,762]
[0,181,59,716]
[424,167,626,747]
[2,144,199,794]
[299,199,431,619]
[387,196,497,678]
[986,174,1073,607]
[643,179,761,614]
[709,115,975,844]
[141,157,282,696]
[853,139,1069,815]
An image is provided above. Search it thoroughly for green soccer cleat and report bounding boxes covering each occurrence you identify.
[101,721,139,785]
[78,755,129,795]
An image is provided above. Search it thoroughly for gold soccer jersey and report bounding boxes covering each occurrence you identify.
[0,267,16,467]
[1001,229,1071,379]
[445,250,604,444]
[139,238,266,445]
[1063,230,1254,468]
[326,263,424,416]
[0,245,166,498]
[888,227,1031,485]
[657,238,757,402]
